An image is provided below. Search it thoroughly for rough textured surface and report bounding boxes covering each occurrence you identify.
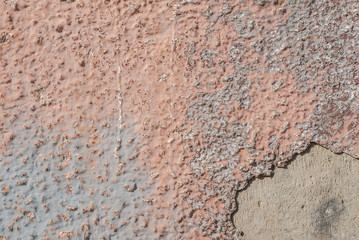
[1,0,359,239]
[234,145,359,240]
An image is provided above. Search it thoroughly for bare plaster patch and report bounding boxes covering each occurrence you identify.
[234,145,359,240]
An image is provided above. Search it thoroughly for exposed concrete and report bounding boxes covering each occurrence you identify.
[234,144,359,240]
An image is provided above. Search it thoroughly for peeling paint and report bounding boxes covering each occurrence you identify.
[1,0,359,239]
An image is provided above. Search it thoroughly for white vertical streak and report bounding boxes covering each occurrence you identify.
[114,65,122,157]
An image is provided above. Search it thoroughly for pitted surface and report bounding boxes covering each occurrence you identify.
[1,0,359,239]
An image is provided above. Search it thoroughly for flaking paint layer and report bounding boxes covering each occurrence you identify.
[1,0,359,239]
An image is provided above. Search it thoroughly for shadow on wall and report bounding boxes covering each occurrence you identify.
[233,144,359,240]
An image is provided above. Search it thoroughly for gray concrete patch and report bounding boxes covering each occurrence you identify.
[234,145,359,240]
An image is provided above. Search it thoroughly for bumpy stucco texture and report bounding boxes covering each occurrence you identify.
[1,0,359,239]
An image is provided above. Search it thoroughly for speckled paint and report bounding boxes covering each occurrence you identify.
[1,0,359,239]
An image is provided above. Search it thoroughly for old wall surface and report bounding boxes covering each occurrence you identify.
[1,0,359,239]
[234,145,359,240]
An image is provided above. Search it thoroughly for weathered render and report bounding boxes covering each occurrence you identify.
[1,0,359,239]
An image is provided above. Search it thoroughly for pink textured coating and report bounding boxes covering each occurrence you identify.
[1,0,359,239]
